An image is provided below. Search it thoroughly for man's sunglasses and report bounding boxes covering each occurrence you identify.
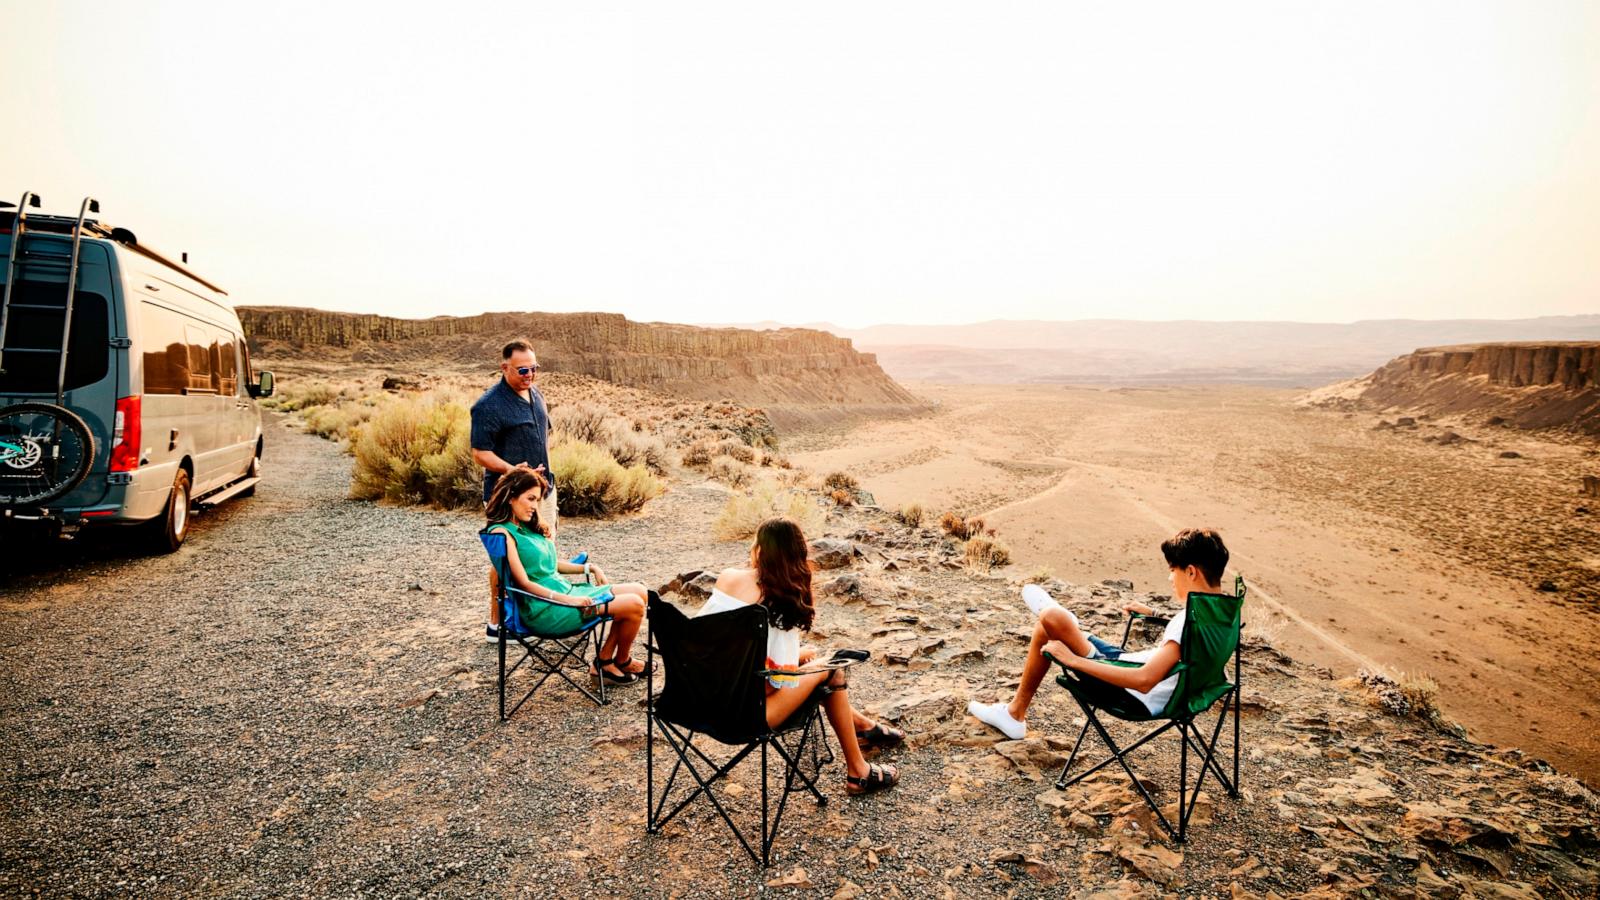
[513,365,541,376]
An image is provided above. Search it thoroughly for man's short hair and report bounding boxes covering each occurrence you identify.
[1161,528,1229,586]
[502,339,534,360]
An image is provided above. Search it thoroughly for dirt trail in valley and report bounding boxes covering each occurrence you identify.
[791,383,1600,784]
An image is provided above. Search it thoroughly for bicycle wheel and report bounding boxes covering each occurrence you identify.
[0,402,97,507]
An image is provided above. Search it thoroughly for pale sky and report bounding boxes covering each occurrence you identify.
[3,2,1597,328]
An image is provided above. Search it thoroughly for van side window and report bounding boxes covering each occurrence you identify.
[140,302,192,395]
[182,324,214,393]
[0,283,110,394]
[218,335,239,395]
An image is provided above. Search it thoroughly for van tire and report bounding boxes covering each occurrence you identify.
[145,468,192,553]
[239,448,261,498]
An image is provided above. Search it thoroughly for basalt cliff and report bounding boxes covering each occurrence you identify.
[239,307,922,425]
[1306,342,1600,435]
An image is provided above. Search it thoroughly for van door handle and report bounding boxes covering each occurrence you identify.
[169,429,179,451]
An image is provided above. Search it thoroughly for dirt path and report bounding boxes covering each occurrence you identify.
[791,383,1600,784]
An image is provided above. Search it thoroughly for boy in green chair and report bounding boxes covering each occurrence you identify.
[968,528,1230,740]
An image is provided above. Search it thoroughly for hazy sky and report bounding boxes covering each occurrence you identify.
[4,2,1597,328]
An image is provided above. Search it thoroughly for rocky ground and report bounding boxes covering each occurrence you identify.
[2,416,1598,898]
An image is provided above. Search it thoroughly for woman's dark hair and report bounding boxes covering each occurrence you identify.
[753,517,815,632]
[485,467,551,537]
[1161,527,1229,586]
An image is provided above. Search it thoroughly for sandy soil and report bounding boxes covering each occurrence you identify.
[791,383,1600,784]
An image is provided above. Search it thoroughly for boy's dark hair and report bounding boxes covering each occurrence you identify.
[502,339,534,360]
[1161,528,1229,586]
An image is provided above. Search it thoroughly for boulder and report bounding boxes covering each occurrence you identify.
[818,573,863,599]
[809,538,859,569]
[659,570,717,600]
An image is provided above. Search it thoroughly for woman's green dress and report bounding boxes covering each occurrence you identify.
[489,522,610,634]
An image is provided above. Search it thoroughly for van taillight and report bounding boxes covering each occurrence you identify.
[110,396,141,472]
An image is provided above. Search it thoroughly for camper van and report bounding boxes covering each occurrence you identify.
[0,193,272,552]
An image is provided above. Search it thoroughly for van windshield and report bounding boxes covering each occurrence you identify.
[0,281,110,394]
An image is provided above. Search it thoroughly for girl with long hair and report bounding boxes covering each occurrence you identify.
[484,468,651,684]
[696,517,906,794]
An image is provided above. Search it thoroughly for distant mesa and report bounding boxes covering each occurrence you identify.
[1305,342,1600,434]
[238,306,921,427]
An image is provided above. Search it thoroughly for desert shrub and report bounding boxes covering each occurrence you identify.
[709,458,753,489]
[939,511,968,539]
[1351,669,1462,736]
[967,516,988,537]
[716,440,756,464]
[823,471,859,493]
[963,536,1012,570]
[830,488,854,507]
[551,402,614,447]
[350,397,480,508]
[1023,565,1055,585]
[551,439,663,517]
[681,439,714,468]
[303,403,378,442]
[608,428,671,475]
[273,381,341,412]
[894,502,925,528]
[713,480,825,541]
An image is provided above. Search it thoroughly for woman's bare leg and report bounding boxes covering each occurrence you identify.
[766,671,876,778]
[596,593,644,672]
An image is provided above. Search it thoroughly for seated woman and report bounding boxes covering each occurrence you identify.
[485,468,651,685]
[697,517,905,795]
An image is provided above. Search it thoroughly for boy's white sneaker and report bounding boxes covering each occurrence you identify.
[1022,584,1060,618]
[967,700,1027,740]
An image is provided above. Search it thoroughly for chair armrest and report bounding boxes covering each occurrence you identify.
[506,585,613,608]
[1118,611,1170,649]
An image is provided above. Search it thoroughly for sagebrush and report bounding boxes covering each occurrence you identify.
[551,439,663,517]
[350,397,480,508]
[713,480,825,541]
[963,536,1012,570]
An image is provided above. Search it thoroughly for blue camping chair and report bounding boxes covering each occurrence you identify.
[479,530,614,719]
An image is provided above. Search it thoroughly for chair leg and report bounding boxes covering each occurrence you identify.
[648,720,764,864]
[1076,701,1182,842]
[1055,718,1093,789]
[497,635,508,722]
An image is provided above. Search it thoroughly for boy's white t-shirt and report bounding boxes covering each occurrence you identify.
[1113,611,1187,715]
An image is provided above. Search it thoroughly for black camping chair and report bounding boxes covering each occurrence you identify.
[644,594,837,867]
[479,530,613,719]
[1046,575,1247,843]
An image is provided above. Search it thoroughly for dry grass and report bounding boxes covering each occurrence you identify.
[708,458,753,489]
[939,512,989,540]
[716,440,756,465]
[349,396,480,509]
[551,402,671,475]
[1023,565,1055,585]
[963,536,1012,570]
[550,439,663,517]
[681,438,714,468]
[1350,669,1463,736]
[303,402,378,444]
[712,480,825,541]
[894,502,925,528]
[823,471,860,493]
[263,381,342,412]
[830,488,854,507]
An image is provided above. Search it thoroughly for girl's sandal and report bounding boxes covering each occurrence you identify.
[855,722,906,750]
[590,658,638,685]
[845,763,899,796]
[613,655,656,677]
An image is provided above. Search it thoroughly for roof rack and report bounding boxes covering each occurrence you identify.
[0,207,227,295]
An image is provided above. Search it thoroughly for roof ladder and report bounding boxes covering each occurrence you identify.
[0,190,43,378]
[55,197,100,407]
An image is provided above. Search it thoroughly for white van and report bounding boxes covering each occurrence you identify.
[0,193,273,551]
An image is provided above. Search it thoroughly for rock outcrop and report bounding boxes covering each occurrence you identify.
[239,306,921,424]
[1304,342,1600,434]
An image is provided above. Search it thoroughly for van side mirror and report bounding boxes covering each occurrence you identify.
[249,371,275,398]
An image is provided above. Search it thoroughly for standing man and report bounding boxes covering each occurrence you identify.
[471,338,556,641]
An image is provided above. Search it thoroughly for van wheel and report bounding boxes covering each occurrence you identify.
[146,469,192,553]
[239,450,261,498]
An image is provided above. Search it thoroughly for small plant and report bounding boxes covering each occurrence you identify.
[963,536,1012,571]
[716,440,756,465]
[894,502,925,528]
[350,396,480,509]
[1351,669,1463,737]
[713,480,824,541]
[681,439,714,468]
[550,402,614,446]
[551,439,663,517]
[1023,565,1055,585]
[939,511,977,540]
[830,488,854,507]
[709,458,752,489]
[966,516,988,538]
[823,471,860,493]
[271,381,341,412]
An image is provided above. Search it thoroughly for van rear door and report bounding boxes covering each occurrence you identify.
[0,234,119,509]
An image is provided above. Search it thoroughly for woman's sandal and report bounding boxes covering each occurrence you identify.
[855,722,906,750]
[590,658,638,685]
[845,762,899,795]
[612,655,656,677]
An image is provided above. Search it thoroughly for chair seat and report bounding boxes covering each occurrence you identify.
[504,614,610,642]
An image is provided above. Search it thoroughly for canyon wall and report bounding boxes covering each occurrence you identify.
[1331,342,1600,434]
[239,307,921,417]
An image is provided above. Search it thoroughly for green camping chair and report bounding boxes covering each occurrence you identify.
[1046,575,1246,843]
